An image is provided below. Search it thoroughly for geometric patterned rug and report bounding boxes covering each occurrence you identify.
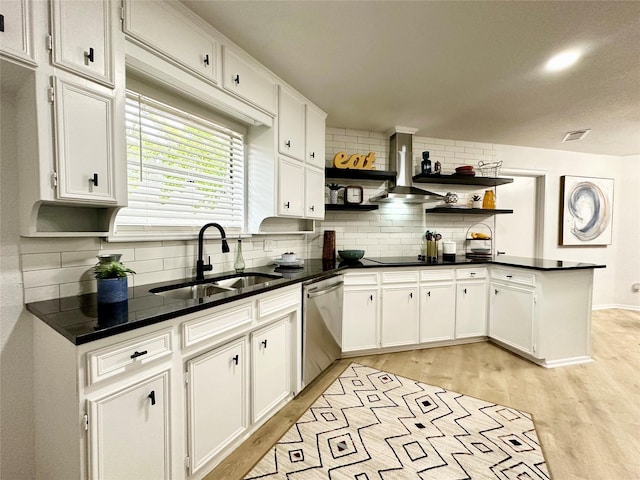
[244,363,550,479]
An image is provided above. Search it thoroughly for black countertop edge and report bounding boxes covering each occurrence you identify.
[27,256,605,346]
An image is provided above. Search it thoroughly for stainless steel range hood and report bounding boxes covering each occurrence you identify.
[370,128,444,203]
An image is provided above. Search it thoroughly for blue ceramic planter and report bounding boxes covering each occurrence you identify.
[97,277,129,304]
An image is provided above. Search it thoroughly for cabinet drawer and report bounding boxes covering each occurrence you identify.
[344,272,378,286]
[420,268,455,282]
[382,271,419,284]
[456,267,487,280]
[182,303,253,349]
[86,328,173,385]
[257,288,300,320]
[491,268,536,286]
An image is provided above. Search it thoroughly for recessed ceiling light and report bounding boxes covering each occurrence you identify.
[545,50,582,72]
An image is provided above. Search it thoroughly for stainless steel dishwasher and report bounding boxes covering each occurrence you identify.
[302,274,344,386]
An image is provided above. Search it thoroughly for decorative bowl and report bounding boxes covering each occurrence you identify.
[338,250,365,261]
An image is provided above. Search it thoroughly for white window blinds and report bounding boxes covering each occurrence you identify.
[116,91,245,231]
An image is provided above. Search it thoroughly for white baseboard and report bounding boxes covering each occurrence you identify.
[593,304,640,312]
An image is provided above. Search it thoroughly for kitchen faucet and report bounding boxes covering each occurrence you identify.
[196,223,230,281]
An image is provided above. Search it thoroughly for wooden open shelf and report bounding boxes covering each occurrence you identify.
[413,174,513,187]
[425,207,513,215]
[325,204,379,211]
[325,168,397,181]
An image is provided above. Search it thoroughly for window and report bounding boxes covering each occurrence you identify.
[115,90,245,235]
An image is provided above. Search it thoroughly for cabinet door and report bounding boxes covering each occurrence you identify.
[305,106,325,169]
[223,46,275,114]
[0,0,34,64]
[50,0,114,87]
[124,0,216,82]
[278,87,305,161]
[343,288,378,351]
[53,76,117,203]
[252,318,290,423]
[186,337,248,475]
[455,282,487,338]
[88,371,171,480]
[305,165,325,219]
[278,157,304,217]
[490,283,535,355]
[381,286,418,347]
[419,283,456,342]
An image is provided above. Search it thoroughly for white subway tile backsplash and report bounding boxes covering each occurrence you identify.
[24,285,60,303]
[22,253,61,271]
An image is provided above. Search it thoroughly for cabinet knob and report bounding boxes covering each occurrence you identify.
[494,289,499,295]
[0,14,5,32]
[470,272,476,276]
[203,54,210,66]
[90,173,99,187]
[427,291,431,297]
[369,294,373,301]
[233,74,240,85]
[409,292,413,299]
[261,339,268,349]
[85,47,94,63]
[232,354,239,365]
[463,288,467,294]
[284,201,290,209]
[310,205,315,212]
[148,390,156,406]
[310,152,315,158]
[506,275,513,278]
[285,140,291,148]
[497,251,505,256]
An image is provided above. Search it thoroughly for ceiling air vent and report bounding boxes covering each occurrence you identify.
[562,129,591,142]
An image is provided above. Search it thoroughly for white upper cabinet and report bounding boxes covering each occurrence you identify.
[304,165,325,219]
[278,86,306,161]
[305,105,326,169]
[52,76,118,204]
[123,0,217,83]
[278,156,305,217]
[50,0,114,87]
[0,0,34,65]
[222,46,276,114]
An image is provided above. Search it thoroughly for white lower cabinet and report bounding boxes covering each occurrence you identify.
[381,285,418,347]
[251,318,290,423]
[87,371,171,480]
[186,337,248,476]
[419,283,456,342]
[342,288,379,352]
[455,282,488,338]
[342,272,379,352]
[455,268,488,339]
[489,282,536,355]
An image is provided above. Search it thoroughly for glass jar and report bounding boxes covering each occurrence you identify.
[482,190,496,209]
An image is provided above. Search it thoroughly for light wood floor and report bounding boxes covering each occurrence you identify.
[205,309,640,480]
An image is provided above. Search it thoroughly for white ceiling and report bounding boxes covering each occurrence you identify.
[181,1,640,156]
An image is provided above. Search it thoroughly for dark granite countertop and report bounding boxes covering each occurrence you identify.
[27,255,604,346]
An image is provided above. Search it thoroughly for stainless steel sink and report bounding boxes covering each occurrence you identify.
[149,273,282,300]
[213,274,281,289]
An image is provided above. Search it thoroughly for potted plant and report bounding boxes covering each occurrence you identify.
[94,254,135,304]
[471,194,483,209]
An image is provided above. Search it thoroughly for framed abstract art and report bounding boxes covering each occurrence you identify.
[560,175,614,246]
